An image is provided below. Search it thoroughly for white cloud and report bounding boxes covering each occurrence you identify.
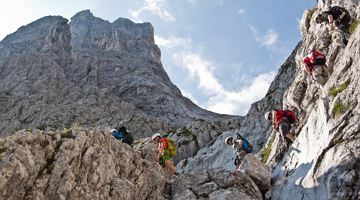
[129,0,175,22]
[238,9,246,15]
[218,0,224,6]
[154,35,191,49]
[249,25,279,48]
[261,29,278,47]
[174,52,275,115]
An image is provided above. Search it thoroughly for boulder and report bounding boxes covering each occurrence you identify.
[171,168,263,200]
[240,153,271,195]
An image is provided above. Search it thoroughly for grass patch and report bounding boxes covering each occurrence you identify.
[261,135,276,163]
[331,101,350,118]
[176,128,193,137]
[36,124,46,131]
[329,79,351,97]
[349,19,360,35]
[60,128,73,138]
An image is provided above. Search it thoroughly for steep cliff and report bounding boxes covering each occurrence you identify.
[0,10,240,137]
[176,1,360,199]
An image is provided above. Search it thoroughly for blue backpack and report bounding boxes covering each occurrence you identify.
[236,133,253,153]
[112,130,124,140]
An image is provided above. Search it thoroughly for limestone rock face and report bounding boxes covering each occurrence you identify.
[175,1,360,199]
[270,1,360,199]
[0,10,239,137]
[0,129,170,200]
[239,154,271,196]
[176,43,300,173]
[171,169,263,200]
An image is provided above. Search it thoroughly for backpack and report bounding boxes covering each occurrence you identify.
[112,131,124,140]
[283,110,297,124]
[236,133,253,153]
[310,50,326,65]
[118,126,133,145]
[330,6,351,24]
[165,138,177,157]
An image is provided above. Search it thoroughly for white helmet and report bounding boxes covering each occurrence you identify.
[264,111,272,120]
[152,133,161,140]
[110,129,117,133]
[225,137,233,144]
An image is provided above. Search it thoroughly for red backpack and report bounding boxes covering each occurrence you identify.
[310,50,326,65]
[274,109,297,124]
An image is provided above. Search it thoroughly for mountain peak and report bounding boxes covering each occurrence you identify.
[71,9,95,20]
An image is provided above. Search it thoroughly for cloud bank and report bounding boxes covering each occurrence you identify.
[129,0,175,22]
[156,34,275,115]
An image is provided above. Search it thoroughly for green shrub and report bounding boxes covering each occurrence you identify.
[349,19,360,35]
[329,79,351,97]
[176,128,193,137]
[331,101,350,118]
[37,124,46,131]
[60,128,73,138]
[261,135,276,163]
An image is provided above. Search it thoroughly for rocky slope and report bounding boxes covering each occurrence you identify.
[176,1,360,199]
[0,129,267,200]
[0,10,240,137]
[0,129,170,200]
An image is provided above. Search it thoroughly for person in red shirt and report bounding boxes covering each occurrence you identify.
[152,133,177,174]
[265,109,297,146]
[303,49,329,86]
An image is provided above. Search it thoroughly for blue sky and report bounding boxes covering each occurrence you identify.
[0,0,315,115]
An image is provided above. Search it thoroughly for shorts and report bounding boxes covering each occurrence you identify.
[162,150,172,161]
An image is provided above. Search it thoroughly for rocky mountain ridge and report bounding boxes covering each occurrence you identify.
[0,10,240,138]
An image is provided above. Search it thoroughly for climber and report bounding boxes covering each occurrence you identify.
[265,109,297,146]
[315,6,351,45]
[225,133,253,171]
[117,126,133,145]
[303,49,330,86]
[152,133,177,174]
[110,126,133,145]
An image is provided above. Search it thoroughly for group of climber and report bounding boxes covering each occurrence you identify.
[108,6,354,174]
[109,126,178,174]
[304,6,352,86]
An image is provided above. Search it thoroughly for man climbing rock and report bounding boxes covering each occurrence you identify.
[225,134,253,171]
[110,126,133,145]
[152,133,177,175]
[315,6,351,46]
[265,109,297,146]
[303,49,330,86]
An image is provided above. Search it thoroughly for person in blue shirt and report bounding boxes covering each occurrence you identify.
[110,127,134,145]
[110,129,124,141]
